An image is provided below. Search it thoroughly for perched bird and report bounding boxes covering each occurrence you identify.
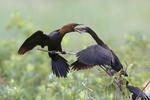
[126,81,150,100]
[18,23,80,77]
[71,26,127,76]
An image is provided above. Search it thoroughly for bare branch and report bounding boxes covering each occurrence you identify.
[97,66,127,99]
[37,48,76,55]
[136,80,150,100]
[124,61,128,72]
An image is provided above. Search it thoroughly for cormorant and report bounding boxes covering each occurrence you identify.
[18,23,80,77]
[71,26,127,76]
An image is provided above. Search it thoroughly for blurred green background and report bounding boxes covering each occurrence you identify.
[0,0,150,100]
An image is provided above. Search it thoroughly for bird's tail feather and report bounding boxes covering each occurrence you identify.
[51,55,69,77]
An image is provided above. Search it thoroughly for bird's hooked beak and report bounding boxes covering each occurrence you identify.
[74,25,87,34]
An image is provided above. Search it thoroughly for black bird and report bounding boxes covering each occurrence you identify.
[18,23,80,77]
[71,26,127,76]
[126,82,150,100]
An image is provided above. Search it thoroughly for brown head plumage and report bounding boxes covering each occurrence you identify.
[59,23,82,34]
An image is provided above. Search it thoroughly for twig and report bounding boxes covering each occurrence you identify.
[0,77,7,85]
[135,80,150,100]
[97,66,126,99]
[37,48,76,55]
[98,66,112,76]
[124,61,128,72]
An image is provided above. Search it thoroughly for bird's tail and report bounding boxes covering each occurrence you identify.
[146,95,150,100]
[51,55,69,77]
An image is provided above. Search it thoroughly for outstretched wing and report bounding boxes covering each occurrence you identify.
[71,45,114,70]
[18,30,49,55]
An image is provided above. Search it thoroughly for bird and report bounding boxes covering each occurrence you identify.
[18,23,81,78]
[70,26,128,76]
[126,81,150,100]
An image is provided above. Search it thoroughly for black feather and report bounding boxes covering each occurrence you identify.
[71,45,114,70]
[18,30,49,55]
[71,61,94,70]
[126,83,150,100]
[51,55,69,77]
[77,45,114,66]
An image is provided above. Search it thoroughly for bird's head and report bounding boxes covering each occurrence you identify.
[59,23,82,34]
[74,25,92,34]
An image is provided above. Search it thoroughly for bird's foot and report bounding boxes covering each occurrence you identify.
[61,51,67,54]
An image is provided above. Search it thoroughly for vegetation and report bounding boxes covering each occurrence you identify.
[0,1,150,100]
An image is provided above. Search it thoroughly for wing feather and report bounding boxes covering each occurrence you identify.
[18,30,49,55]
[71,45,114,70]
[77,45,114,65]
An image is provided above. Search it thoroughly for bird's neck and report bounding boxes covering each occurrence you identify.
[88,29,104,45]
[58,31,68,42]
[49,29,65,42]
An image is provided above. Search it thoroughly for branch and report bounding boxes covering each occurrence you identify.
[37,48,76,55]
[136,80,150,100]
[0,77,7,86]
[124,61,128,72]
[97,66,127,100]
